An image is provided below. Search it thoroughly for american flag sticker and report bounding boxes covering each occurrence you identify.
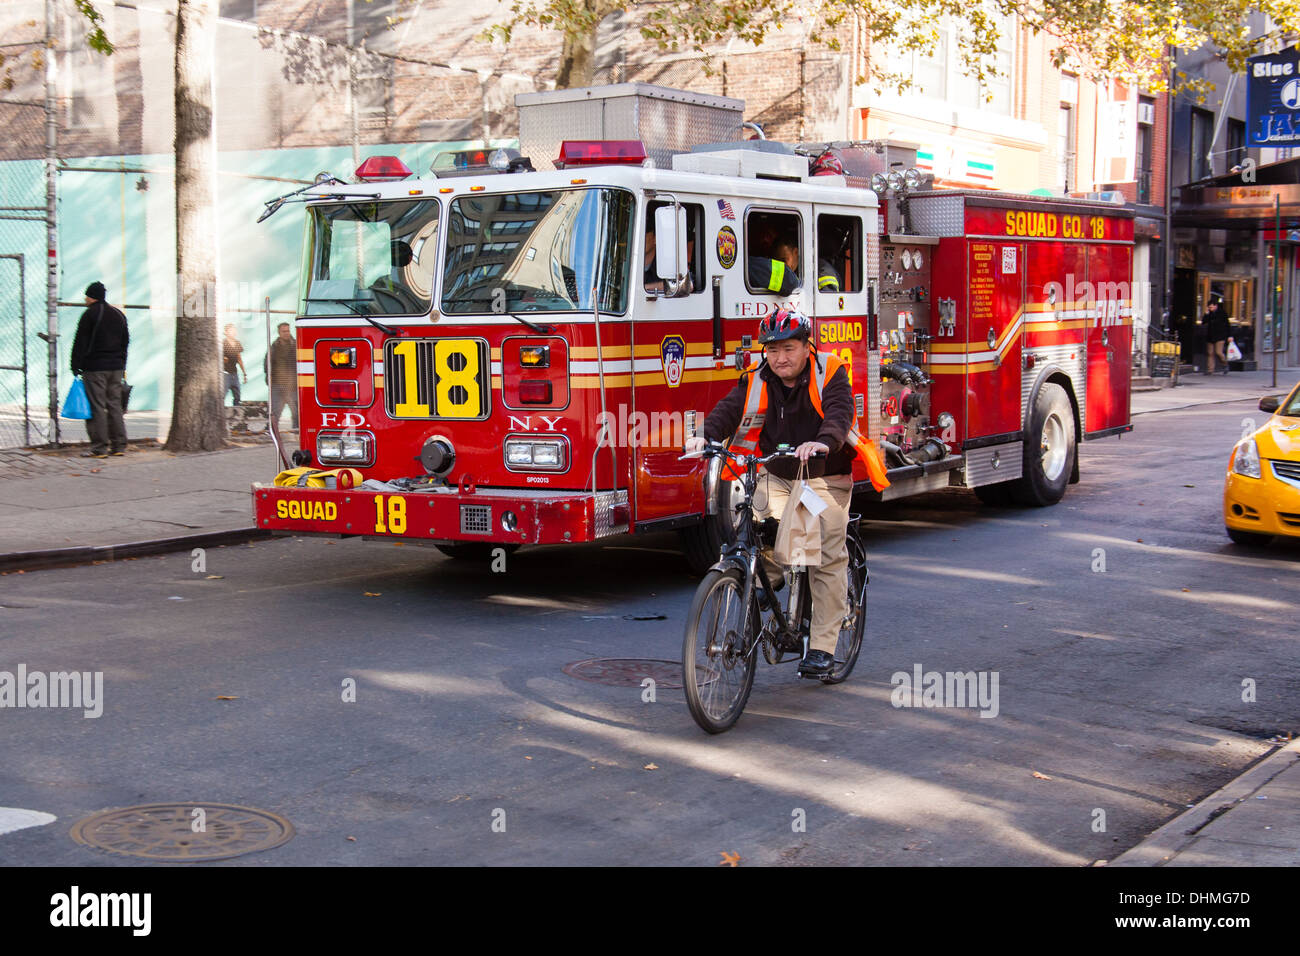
[717,198,736,220]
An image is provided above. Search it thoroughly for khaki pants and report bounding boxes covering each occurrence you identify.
[1207,340,1228,373]
[753,472,853,655]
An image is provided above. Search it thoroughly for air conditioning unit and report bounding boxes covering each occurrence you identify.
[1137,102,1156,125]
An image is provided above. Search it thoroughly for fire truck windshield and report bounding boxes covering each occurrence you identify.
[441,188,633,315]
[300,199,440,317]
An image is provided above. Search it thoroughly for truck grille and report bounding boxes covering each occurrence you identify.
[459,504,492,535]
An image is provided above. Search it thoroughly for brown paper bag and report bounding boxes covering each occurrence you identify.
[773,464,823,568]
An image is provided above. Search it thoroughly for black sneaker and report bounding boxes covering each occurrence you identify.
[798,649,834,677]
[80,450,107,458]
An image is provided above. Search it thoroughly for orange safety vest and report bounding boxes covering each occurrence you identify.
[725,352,890,491]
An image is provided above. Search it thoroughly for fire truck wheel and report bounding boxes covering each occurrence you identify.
[679,477,742,574]
[1013,382,1075,507]
[434,543,521,561]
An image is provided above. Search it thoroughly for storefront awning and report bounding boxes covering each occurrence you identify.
[1174,158,1300,230]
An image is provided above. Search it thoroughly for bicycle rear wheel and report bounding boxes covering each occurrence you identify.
[682,567,758,733]
[821,533,867,684]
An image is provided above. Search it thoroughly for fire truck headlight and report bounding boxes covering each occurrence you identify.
[532,442,561,467]
[318,431,374,466]
[504,438,567,471]
[1232,438,1261,479]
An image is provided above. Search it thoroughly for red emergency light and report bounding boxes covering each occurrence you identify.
[355,156,412,182]
[555,140,647,170]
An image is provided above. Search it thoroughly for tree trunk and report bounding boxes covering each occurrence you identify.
[555,0,609,89]
[166,0,225,452]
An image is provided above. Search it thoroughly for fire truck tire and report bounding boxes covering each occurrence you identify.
[434,543,521,561]
[679,479,741,574]
[1012,382,1075,507]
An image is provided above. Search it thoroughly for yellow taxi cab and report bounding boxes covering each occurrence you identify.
[1224,382,1300,545]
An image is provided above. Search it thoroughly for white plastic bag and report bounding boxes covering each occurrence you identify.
[1226,338,1242,362]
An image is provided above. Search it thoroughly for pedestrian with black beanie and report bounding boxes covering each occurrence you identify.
[70,281,129,457]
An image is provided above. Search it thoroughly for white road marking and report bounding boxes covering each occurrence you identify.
[0,807,57,836]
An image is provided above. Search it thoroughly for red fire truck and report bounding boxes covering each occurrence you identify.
[252,84,1134,570]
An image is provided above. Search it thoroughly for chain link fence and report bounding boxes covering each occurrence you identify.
[0,102,48,450]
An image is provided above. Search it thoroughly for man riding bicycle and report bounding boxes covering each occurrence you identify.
[685,306,886,677]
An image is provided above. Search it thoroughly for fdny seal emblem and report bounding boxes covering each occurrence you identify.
[660,334,686,388]
[716,226,737,269]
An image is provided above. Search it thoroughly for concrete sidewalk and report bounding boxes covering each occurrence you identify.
[1131,364,1299,416]
[0,432,284,569]
[1110,739,1300,866]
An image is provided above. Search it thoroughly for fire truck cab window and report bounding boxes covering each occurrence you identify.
[745,209,803,296]
[441,189,634,315]
[816,214,862,293]
[300,199,439,317]
[644,201,703,295]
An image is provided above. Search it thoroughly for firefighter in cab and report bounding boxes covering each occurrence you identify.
[684,307,888,676]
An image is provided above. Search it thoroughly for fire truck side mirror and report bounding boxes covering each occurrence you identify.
[654,204,688,293]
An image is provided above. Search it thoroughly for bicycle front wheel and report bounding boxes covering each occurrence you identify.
[682,567,758,733]
[822,535,867,684]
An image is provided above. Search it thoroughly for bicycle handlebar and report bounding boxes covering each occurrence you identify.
[680,441,826,466]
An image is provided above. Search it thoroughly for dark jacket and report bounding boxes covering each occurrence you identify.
[71,301,129,374]
[703,352,855,480]
[1205,307,1230,344]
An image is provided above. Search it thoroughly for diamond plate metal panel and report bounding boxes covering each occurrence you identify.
[594,489,629,538]
[866,349,881,442]
[908,195,965,237]
[964,442,1023,487]
[1021,349,1088,434]
[517,84,744,171]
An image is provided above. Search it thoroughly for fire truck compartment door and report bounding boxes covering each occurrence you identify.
[1084,243,1133,436]
[964,241,1024,439]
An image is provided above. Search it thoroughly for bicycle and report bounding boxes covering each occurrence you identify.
[681,442,869,734]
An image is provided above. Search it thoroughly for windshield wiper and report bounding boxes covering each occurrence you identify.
[508,312,556,335]
[304,297,403,337]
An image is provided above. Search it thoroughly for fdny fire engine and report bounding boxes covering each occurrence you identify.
[252,84,1134,570]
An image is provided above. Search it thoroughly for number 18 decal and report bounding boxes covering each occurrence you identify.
[387,338,488,420]
[374,495,407,534]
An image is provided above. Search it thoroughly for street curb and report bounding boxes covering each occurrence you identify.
[1132,396,1277,417]
[1107,739,1300,867]
[0,527,277,574]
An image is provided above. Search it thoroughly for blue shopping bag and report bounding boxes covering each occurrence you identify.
[61,376,93,420]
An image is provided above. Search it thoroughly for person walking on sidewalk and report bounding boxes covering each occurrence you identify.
[222,324,247,406]
[70,281,129,458]
[1205,300,1231,375]
[267,322,299,431]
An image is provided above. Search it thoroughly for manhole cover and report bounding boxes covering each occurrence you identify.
[563,658,685,688]
[70,803,294,862]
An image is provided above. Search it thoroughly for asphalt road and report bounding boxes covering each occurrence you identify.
[2,397,1297,866]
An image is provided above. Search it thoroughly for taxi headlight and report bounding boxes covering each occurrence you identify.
[1232,438,1261,479]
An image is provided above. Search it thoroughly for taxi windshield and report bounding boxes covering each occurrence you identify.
[300,199,440,317]
[441,188,633,314]
[1282,386,1300,417]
